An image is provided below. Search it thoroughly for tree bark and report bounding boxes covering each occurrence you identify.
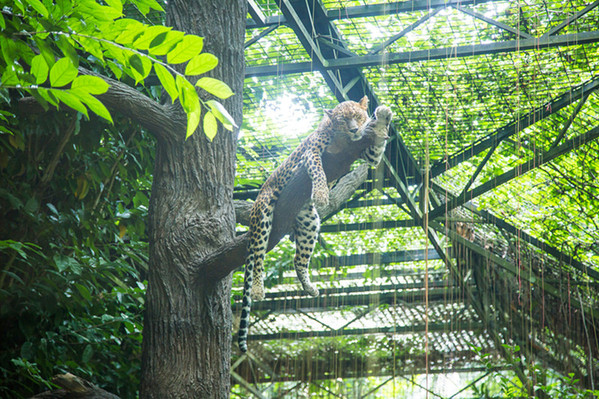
[139,1,245,398]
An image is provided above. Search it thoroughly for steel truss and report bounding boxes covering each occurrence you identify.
[234,0,599,393]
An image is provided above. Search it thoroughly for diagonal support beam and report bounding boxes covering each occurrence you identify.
[453,4,534,39]
[247,0,266,26]
[430,75,599,178]
[368,7,444,55]
[542,1,599,37]
[430,182,599,281]
[429,124,599,220]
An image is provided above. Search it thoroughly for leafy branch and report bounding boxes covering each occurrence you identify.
[0,0,237,140]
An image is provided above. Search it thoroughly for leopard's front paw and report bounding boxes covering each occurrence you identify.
[375,106,393,126]
[313,189,329,208]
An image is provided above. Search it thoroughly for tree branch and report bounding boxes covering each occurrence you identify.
[196,129,379,284]
[18,68,184,140]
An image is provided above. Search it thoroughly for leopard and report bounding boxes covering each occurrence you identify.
[238,96,393,353]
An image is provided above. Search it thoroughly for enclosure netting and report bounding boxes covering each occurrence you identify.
[232,1,599,397]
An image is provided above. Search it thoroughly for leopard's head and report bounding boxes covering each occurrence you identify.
[324,96,369,141]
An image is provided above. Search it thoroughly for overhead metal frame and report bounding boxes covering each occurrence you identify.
[237,0,599,391]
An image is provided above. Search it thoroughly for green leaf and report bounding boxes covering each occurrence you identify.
[24,0,49,17]
[1,68,19,86]
[176,74,198,113]
[82,344,93,363]
[113,21,145,45]
[132,0,164,14]
[149,31,184,56]
[133,25,171,50]
[53,254,82,274]
[166,35,204,64]
[37,88,59,107]
[207,99,237,131]
[203,111,218,141]
[0,37,17,67]
[154,63,177,103]
[71,75,109,95]
[52,89,89,117]
[49,58,78,88]
[76,283,92,302]
[77,0,122,21]
[195,77,233,99]
[186,106,201,140]
[185,53,218,76]
[73,90,113,123]
[31,55,49,85]
[128,53,151,83]
[104,0,122,14]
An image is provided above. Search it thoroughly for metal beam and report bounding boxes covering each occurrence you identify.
[430,182,599,281]
[247,0,266,26]
[368,7,443,55]
[430,75,599,178]
[245,31,599,77]
[453,4,534,39]
[543,1,599,37]
[320,219,415,233]
[248,319,483,341]
[432,220,599,320]
[326,0,497,21]
[245,0,500,28]
[252,279,455,300]
[429,124,599,220]
[318,248,443,267]
[244,25,278,48]
[238,286,468,313]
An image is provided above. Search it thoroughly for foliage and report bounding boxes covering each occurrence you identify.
[472,344,599,398]
[0,106,152,397]
[0,0,240,394]
[0,0,235,140]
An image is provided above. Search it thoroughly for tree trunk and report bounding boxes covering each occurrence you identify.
[140,1,245,398]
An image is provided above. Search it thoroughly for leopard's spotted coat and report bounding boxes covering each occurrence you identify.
[238,97,393,352]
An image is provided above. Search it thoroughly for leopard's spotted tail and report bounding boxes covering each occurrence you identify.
[238,201,274,353]
[238,253,253,353]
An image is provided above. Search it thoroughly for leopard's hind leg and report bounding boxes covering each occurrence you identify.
[292,203,320,297]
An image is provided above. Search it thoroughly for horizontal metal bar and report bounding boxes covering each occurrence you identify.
[245,279,455,301]
[327,0,496,21]
[239,286,467,312]
[245,0,500,28]
[245,31,599,77]
[248,320,483,341]
[327,31,599,69]
[318,248,444,267]
[320,219,415,233]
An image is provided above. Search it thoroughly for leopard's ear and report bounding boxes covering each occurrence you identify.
[324,109,334,118]
[358,96,369,110]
